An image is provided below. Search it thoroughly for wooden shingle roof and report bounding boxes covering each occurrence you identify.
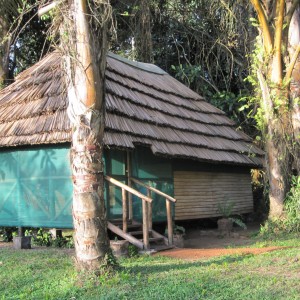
[0,51,264,167]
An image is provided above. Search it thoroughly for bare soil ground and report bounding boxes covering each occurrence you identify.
[156,246,287,260]
[156,222,287,260]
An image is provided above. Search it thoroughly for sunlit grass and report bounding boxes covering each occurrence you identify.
[1,233,300,300]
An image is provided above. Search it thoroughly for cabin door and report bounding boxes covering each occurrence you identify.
[105,150,130,220]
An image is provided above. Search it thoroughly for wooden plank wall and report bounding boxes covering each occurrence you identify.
[174,171,253,220]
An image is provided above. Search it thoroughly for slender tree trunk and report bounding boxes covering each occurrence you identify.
[135,0,153,63]
[65,0,111,271]
[288,2,300,173]
[0,16,10,86]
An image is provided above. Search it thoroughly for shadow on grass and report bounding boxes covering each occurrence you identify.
[128,254,254,275]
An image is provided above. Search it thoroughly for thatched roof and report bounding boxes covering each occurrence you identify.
[0,51,264,167]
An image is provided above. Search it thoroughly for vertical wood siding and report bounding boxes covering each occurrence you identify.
[174,171,253,220]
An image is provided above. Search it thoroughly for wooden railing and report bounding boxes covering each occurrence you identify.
[130,177,176,246]
[105,176,152,249]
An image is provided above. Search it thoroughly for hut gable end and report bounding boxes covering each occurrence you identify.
[0,51,263,167]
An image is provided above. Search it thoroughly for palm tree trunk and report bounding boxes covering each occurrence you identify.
[65,0,111,271]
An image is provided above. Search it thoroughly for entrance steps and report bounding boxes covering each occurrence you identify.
[108,219,173,252]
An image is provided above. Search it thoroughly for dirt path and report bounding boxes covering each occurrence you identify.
[156,246,286,261]
[156,224,287,260]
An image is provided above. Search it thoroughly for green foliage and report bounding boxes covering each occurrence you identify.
[284,176,300,230]
[112,0,252,109]
[0,227,17,242]
[128,244,139,258]
[171,64,212,96]
[218,200,247,229]
[229,218,247,230]
[33,228,52,247]
[97,250,119,275]
[171,66,254,133]
[51,236,74,249]
[260,176,300,235]
[242,37,266,132]
[172,65,241,113]
[173,225,185,235]
[29,228,74,248]
[165,224,185,236]
[217,200,235,218]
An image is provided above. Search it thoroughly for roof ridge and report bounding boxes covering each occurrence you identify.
[107,52,168,75]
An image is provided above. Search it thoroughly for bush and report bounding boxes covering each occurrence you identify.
[128,244,139,258]
[0,227,17,242]
[283,176,300,232]
[260,176,300,235]
[31,228,74,248]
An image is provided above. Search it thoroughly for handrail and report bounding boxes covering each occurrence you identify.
[105,176,152,203]
[130,177,175,246]
[130,177,176,203]
[105,175,151,249]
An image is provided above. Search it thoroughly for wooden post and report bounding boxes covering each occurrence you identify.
[122,188,128,233]
[166,199,173,245]
[18,226,23,237]
[142,199,150,249]
[147,189,152,230]
[127,151,133,221]
[128,183,133,221]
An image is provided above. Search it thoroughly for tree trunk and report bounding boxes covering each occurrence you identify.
[0,16,10,87]
[65,0,111,271]
[266,124,289,218]
[257,69,288,218]
[288,3,300,173]
[135,0,153,63]
[72,113,109,270]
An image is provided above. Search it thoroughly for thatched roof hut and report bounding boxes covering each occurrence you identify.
[0,51,264,228]
[0,51,263,167]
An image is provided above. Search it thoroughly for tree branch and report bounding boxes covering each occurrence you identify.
[284,44,300,81]
[250,0,273,53]
[38,2,57,17]
[257,69,273,122]
[271,0,285,84]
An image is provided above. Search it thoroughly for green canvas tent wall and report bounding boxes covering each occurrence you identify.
[0,52,263,228]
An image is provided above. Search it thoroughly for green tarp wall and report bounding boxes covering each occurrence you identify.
[0,146,174,228]
[0,146,73,228]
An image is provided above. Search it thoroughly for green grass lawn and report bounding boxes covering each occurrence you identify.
[1,235,300,300]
